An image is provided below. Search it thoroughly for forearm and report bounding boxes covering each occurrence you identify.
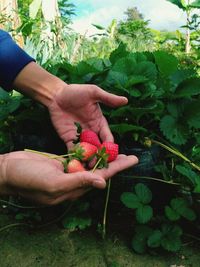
[13,62,66,107]
[0,154,9,195]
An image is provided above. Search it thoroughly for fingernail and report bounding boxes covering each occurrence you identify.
[93,179,106,188]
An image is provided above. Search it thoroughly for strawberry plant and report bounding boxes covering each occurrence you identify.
[1,43,200,255]
[121,183,197,253]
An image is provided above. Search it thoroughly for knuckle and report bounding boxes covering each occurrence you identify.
[79,175,91,188]
[90,84,99,94]
[45,180,60,196]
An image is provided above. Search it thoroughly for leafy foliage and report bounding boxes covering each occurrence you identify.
[121,183,153,224]
[165,197,196,221]
[62,201,92,231]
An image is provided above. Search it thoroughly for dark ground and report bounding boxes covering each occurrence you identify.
[0,213,200,267]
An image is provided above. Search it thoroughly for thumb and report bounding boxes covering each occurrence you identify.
[61,171,106,191]
[95,87,128,107]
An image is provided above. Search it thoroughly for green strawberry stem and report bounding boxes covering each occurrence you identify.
[92,157,102,172]
[49,153,75,159]
[24,149,75,159]
[151,139,200,172]
[102,179,111,239]
[91,157,111,239]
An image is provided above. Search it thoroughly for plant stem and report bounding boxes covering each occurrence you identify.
[24,149,75,159]
[49,153,75,159]
[184,233,200,243]
[102,179,111,239]
[0,223,30,234]
[91,157,111,239]
[92,157,102,172]
[0,204,73,234]
[0,199,46,209]
[118,175,181,186]
[151,139,200,172]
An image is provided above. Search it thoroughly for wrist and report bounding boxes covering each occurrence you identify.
[13,62,66,107]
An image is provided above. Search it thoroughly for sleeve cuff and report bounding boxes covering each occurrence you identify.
[0,30,35,91]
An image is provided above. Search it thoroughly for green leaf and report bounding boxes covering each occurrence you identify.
[106,70,128,88]
[170,68,194,87]
[134,61,157,81]
[120,192,141,209]
[92,24,105,30]
[160,224,182,251]
[110,123,147,135]
[0,88,10,100]
[160,115,189,145]
[154,51,178,76]
[109,43,129,64]
[132,236,147,254]
[75,61,99,76]
[62,215,91,231]
[147,230,162,248]
[165,206,180,221]
[135,183,152,204]
[189,0,200,8]
[125,76,148,87]
[161,236,181,252]
[176,165,199,186]
[112,56,137,75]
[167,103,179,118]
[0,97,21,120]
[175,78,200,97]
[86,58,104,72]
[170,197,196,221]
[166,0,187,9]
[110,106,134,119]
[132,225,153,254]
[161,223,182,236]
[184,100,200,129]
[136,205,153,224]
[129,88,142,97]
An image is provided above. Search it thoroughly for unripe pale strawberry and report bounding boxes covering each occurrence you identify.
[67,159,85,173]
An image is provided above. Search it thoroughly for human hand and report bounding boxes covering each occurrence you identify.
[48,84,128,149]
[0,151,138,205]
[13,63,127,149]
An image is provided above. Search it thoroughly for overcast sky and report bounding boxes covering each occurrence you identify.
[71,0,187,36]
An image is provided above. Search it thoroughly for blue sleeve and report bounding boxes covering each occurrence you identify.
[0,29,35,91]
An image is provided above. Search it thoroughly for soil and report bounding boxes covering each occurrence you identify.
[0,213,200,267]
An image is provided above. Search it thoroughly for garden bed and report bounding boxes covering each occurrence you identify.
[0,213,200,267]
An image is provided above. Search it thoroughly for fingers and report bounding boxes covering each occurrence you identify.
[47,188,92,205]
[94,154,138,180]
[99,117,114,143]
[57,171,107,192]
[51,154,138,205]
[95,87,128,108]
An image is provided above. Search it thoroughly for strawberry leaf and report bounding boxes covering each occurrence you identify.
[160,115,189,145]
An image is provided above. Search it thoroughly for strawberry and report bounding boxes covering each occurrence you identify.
[80,129,101,147]
[67,159,85,173]
[99,142,119,162]
[74,142,98,161]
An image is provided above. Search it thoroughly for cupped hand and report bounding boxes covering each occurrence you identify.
[0,151,138,205]
[48,84,128,149]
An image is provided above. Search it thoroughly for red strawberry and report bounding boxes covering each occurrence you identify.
[74,142,98,161]
[67,159,85,173]
[100,142,119,162]
[80,130,101,147]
